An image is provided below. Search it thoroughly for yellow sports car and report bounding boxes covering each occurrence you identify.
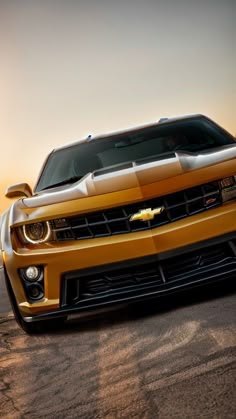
[1,114,236,333]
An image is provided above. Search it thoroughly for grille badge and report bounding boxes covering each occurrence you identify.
[130,207,165,222]
[205,198,217,205]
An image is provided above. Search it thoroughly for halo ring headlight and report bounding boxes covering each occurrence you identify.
[23,221,51,244]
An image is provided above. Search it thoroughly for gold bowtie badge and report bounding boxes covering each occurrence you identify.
[130,206,165,222]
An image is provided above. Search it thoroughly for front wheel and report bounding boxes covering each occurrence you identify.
[19,316,67,334]
[16,313,67,334]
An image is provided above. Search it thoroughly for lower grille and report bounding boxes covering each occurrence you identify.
[61,239,236,308]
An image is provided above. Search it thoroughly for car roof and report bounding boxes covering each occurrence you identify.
[54,114,209,152]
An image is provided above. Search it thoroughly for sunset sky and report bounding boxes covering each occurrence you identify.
[0,0,235,214]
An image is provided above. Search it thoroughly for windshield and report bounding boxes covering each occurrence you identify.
[35,118,235,192]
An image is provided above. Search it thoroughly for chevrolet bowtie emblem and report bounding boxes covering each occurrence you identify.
[130,206,165,222]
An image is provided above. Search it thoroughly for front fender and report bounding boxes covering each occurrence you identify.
[0,209,10,267]
[0,215,4,267]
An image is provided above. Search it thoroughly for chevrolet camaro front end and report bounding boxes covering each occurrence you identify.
[1,114,236,333]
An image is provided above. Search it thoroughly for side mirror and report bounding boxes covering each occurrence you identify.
[5,183,33,199]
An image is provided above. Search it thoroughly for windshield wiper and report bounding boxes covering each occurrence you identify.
[41,176,84,191]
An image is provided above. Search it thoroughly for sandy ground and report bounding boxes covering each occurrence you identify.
[0,270,236,418]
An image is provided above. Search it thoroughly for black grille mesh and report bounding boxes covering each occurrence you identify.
[53,181,221,241]
[61,240,236,307]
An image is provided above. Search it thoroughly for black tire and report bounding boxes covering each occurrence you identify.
[3,266,66,334]
[20,316,67,334]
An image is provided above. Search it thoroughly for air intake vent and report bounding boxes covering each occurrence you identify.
[61,239,236,308]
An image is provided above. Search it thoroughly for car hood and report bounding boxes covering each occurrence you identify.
[10,145,236,225]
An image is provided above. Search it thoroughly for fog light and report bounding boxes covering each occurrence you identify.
[27,283,44,300]
[25,266,40,281]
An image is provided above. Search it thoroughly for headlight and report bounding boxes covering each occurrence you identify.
[220,176,236,202]
[22,221,51,244]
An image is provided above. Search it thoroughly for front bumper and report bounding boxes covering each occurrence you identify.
[4,201,236,321]
[23,232,236,322]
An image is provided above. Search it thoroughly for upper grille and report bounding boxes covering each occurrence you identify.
[52,181,221,241]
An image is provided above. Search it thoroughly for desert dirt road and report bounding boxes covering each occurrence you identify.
[0,269,236,418]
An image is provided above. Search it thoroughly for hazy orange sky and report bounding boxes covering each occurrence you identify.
[0,0,235,214]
